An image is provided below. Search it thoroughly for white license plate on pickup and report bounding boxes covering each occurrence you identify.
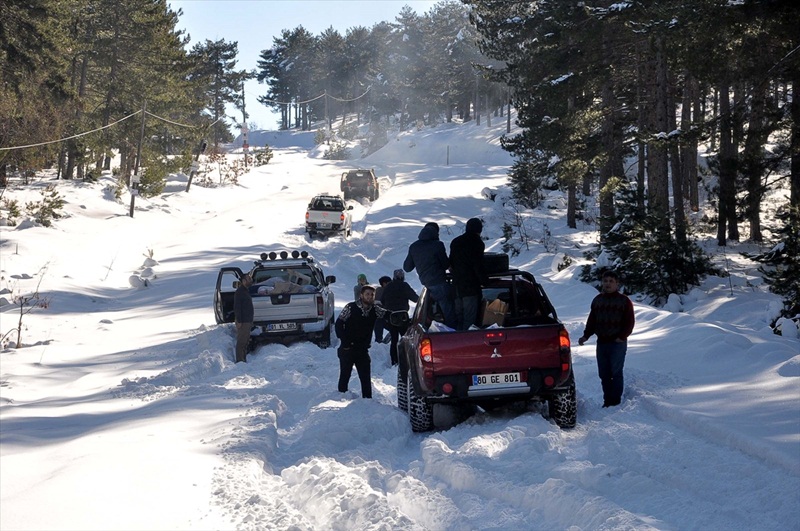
[267,323,297,332]
[317,223,331,229]
[472,372,523,386]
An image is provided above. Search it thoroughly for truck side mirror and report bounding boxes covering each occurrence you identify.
[389,311,409,327]
[325,275,336,284]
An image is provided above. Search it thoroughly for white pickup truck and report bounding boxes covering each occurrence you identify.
[305,194,352,238]
[214,250,336,348]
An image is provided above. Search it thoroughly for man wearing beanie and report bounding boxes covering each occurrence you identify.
[353,273,368,301]
[449,217,488,330]
[403,222,457,328]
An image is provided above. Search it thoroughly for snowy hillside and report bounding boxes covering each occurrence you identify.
[1,116,798,530]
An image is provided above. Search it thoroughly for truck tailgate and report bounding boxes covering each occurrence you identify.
[253,292,318,322]
[428,325,564,374]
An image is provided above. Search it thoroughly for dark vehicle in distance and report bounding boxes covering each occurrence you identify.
[341,169,379,201]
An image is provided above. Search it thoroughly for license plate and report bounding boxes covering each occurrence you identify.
[472,372,523,386]
[267,322,297,332]
[317,223,331,229]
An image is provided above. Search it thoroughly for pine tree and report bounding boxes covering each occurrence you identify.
[748,206,800,320]
[581,180,718,305]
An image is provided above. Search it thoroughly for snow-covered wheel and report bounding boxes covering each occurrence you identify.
[407,369,433,432]
[397,365,408,412]
[313,319,332,349]
[548,377,577,428]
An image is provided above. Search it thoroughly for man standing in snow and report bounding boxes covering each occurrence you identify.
[449,217,488,330]
[578,270,635,408]
[380,269,419,365]
[403,222,456,328]
[335,285,388,398]
[234,274,254,363]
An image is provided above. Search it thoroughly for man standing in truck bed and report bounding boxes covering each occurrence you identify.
[449,217,489,330]
[403,222,456,328]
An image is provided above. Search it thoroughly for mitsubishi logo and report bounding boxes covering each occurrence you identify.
[491,348,502,358]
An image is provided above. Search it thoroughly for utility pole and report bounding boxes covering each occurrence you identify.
[130,99,146,218]
[241,80,249,169]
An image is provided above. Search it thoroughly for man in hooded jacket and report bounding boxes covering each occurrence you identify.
[449,217,488,330]
[403,222,456,328]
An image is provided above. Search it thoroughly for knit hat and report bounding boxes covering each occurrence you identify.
[423,222,440,236]
[393,269,405,281]
[357,273,367,283]
[466,217,483,234]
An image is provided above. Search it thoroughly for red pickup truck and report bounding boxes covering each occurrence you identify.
[395,267,576,431]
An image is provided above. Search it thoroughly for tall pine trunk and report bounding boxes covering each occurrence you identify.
[682,74,700,212]
[668,73,687,247]
[717,83,739,245]
[792,71,800,206]
[742,82,769,242]
[646,36,670,228]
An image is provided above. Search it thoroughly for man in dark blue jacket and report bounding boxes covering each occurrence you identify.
[403,222,456,328]
[450,217,488,330]
[335,285,388,398]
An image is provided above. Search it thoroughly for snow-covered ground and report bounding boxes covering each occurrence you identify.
[1,116,798,531]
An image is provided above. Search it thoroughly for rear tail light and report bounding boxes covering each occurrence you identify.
[305,212,310,220]
[559,329,571,350]
[340,213,345,222]
[316,295,324,316]
[558,328,572,383]
[420,338,432,362]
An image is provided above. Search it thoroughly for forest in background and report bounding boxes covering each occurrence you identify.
[1,0,798,318]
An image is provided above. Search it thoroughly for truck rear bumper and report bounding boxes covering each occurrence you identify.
[423,368,570,403]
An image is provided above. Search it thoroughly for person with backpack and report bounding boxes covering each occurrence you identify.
[380,269,419,365]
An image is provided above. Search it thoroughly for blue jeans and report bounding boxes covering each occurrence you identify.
[596,341,627,405]
[455,295,481,330]
[427,283,457,329]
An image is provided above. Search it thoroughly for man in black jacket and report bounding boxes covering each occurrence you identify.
[380,269,419,365]
[403,222,456,328]
[234,274,254,363]
[449,218,488,330]
[335,285,388,398]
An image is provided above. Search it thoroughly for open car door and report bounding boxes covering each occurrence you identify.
[214,267,244,324]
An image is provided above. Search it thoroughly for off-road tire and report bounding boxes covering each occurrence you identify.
[397,366,408,412]
[548,377,577,428]
[408,369,434,432]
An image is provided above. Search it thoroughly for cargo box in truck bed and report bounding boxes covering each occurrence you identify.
[395,264,576,431]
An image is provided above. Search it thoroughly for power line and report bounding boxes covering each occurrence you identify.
[1,110,221,152]
[0,111,141,152]
[251,85,372,106]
